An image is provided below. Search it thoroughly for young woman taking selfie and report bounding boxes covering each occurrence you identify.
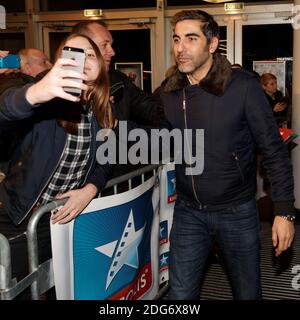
[0,34,114,297]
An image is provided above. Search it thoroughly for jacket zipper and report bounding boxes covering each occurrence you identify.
[182,88,202,205]
[110,81,125,95]
[82,114,95,185]
[232,152,245,183]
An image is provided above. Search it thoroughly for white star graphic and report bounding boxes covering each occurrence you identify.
[160,254,168,266]
[95,209,145,290]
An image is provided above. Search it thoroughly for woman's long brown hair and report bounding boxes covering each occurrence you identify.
[55,33,113,133]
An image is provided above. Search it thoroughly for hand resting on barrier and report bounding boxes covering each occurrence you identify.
[51,183,98,224]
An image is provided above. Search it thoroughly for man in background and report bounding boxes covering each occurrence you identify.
[0,48,52,95]
[19,48,52,78]
[72,21,161,126]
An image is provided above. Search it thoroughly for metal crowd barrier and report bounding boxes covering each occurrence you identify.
[0,164,163,300]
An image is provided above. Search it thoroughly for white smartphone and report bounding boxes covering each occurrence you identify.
[61,46,85,97]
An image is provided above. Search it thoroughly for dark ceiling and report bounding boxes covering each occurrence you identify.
[1,0,293,13]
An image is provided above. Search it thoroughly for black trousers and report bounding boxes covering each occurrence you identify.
[0,207,52,299]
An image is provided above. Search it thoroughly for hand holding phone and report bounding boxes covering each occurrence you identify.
[25,56,88,105]
[279,96,287,104]
[61,46,85,96]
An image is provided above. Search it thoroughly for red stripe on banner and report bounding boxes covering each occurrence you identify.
[168,194,177,203]
[160,237,168,245]
[160,265,169,272]
[108,263,153,300]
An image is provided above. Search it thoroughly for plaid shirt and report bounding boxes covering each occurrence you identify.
[39,111,92,205]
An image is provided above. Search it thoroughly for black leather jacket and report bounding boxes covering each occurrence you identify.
[109,69,160,125]
[108,69,162,177]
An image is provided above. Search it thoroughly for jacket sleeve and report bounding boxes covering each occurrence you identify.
[0,84,37,131]
[85,162,113,191]
[123,76,160,124]
[244,76,294,216]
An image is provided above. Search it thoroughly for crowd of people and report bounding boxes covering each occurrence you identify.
[0,10,296,300]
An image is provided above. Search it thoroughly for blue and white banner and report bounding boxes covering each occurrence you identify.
[51,176,160,300]
[158,163,176,284]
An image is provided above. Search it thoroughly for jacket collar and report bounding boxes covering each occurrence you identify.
[164,52,232,96]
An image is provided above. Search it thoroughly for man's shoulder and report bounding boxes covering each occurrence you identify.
[108,68,129,85]
[229,68,261,90]
[231,68,260,81]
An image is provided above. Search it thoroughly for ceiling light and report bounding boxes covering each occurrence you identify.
[84,9,103,18]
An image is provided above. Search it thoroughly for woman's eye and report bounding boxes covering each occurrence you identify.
[87,53,96,58]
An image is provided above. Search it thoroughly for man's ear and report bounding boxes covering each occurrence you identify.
[21,62,30,74]
[209,37,219,54]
